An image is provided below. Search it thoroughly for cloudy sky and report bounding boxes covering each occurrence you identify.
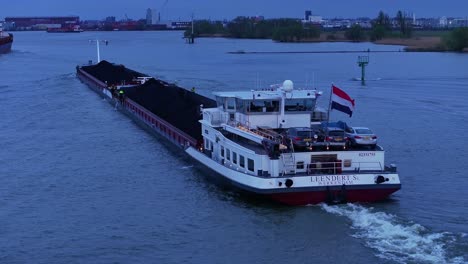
[1,0,467,21]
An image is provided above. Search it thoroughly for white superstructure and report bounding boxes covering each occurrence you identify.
[185,80,401,205]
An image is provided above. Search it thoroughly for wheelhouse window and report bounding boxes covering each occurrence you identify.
[216,97,224,109]
[236,99,245,113]
[285,99,315,112]
[226,98,236,111]
[247,100,280,113]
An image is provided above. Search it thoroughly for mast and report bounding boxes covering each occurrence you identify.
[89,39,108,63]
[96,39,100,63]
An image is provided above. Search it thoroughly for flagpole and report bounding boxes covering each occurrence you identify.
[324,84,333,147]
[326,84,333,125]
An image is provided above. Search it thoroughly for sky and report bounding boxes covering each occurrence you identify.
[1,0,468,21]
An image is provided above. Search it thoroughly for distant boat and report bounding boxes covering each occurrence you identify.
[353,77,382,81]
[0,28,13,54]
[47,25,83,33]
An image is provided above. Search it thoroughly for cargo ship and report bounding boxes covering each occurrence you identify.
[47,25,83,33]
[0,27,13,54]
[76,61,401,206]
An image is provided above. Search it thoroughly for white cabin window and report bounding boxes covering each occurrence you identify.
[232,152,237,164]
[239,155,245,168]
[226,149,231,161]
[221,146,225,157]
[247,159,254,172]
[296,161,305,169]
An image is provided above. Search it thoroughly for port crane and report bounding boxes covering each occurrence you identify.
[159,0,169,22]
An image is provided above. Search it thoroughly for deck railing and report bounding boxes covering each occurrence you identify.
[306,161,383,175]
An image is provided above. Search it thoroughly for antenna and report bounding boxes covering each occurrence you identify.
[191,13,194,35]
[89,39,109,63]
[256,72,259,90]
[312,72,315,90]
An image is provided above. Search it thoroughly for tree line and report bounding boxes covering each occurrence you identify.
[345,10,413,42]
[186,12,468,51]
[185,17,320,42]
[347,10,468,51]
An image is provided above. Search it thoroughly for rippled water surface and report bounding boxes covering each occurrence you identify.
[1,31,467,263]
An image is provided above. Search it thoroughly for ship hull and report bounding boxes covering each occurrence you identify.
[192,155,400,206]
[268,186,400,205]
[0,34,13,54]
[47,30,83,33]
[185,147,401,206]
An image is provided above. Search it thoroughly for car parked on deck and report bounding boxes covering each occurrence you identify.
[284,127,324,150]
[345,127,377,149]
[323,127,348,149]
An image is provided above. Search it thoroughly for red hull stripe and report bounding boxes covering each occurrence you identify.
[269,188,400,206]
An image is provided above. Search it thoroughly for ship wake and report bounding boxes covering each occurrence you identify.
[321,204,466,264]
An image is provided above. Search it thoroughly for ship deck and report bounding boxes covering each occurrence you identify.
[222,130,268,155]
[222,128,383,154]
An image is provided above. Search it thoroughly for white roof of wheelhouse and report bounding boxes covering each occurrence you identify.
[213,89,321,100]
[213,80,322,100]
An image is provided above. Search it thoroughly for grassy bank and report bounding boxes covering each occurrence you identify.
[374,36,445,51]
[288,31,453,52]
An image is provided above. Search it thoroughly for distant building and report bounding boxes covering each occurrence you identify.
[146,8,152,25]
[105,16,116,23]
[146,8,159,25]
[415,18,439,28]
[439,16,448,27]
[308,16,323,24]
[450,18,468,28]
[302,10,322,24]
[80,20,102,30]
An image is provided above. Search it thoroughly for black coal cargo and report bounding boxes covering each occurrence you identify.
[81,60,147,85]
[124,79,216,140]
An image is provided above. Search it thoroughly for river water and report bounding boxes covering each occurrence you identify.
[1,31,467,264]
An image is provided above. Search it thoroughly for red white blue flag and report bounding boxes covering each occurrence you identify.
[331,85,355,117]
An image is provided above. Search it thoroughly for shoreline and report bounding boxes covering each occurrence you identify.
[197,32,465,52]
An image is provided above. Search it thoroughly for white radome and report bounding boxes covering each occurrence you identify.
[282,80,294,92]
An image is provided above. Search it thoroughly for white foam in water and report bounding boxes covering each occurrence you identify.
[321,204,466,264]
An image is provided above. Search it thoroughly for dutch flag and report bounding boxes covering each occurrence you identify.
[331,85,355,117]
